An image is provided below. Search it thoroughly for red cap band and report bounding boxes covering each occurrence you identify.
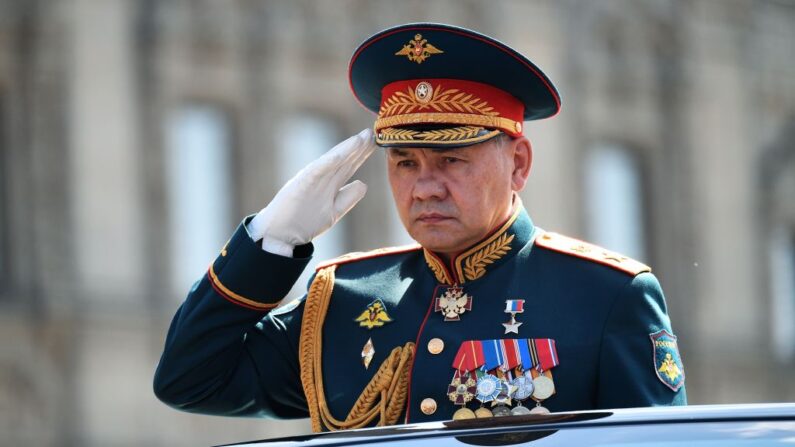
[375,78,525,136]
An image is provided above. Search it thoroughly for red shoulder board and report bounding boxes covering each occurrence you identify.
[316,244,422,271]
[534,231,651,276]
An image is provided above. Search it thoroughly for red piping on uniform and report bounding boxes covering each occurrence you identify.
[348,26,561,118]
[208,271,270,312]
[404,283,445,423]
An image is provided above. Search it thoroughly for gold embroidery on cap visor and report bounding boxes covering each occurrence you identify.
[375,83,520,146]
[376,126,502,146]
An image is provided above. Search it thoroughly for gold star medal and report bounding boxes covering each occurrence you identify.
[435,286,473,321]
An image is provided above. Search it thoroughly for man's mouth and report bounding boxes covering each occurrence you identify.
[416,212,453,223]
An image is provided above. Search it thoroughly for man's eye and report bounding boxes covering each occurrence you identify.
[397,160,416,168]
[444,157,462,164]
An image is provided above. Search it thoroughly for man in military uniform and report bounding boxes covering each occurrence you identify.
[154,23,686,431]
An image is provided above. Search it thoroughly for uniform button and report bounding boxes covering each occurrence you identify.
[427,338,444,354]
[420,398,437,415]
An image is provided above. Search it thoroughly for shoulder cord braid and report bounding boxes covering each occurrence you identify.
[299,265,416,432]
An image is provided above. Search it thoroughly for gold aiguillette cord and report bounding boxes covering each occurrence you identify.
[299,265,415,432]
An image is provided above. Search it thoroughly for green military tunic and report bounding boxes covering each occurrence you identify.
[153,206,686,429]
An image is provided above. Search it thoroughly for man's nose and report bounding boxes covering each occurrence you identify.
[412,167,447,200]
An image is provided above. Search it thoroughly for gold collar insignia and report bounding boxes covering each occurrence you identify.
[423,207,521,285]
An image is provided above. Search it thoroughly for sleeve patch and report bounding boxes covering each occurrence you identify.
[650,329,685,392]
[534,231,651,276]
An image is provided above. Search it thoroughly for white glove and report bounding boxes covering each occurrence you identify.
[248,128,377,257]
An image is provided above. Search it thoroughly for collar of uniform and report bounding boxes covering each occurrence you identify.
[422,201,534,285]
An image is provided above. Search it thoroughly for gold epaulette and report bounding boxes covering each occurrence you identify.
[534,231,651,276]
[316,244,422,271]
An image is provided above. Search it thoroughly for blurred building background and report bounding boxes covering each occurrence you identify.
[0,0,793,445]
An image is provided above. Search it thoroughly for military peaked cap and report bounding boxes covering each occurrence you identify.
[349,23,561,148]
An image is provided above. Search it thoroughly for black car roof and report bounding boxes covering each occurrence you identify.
[221,403,795,447]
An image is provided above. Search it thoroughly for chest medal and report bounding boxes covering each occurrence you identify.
[447,371,477,420]
[502,299,525,334]
[434,286,473,321]
[449,338,560,418]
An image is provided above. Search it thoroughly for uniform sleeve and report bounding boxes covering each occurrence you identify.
[596,272,687,408]
[153,218,312,418]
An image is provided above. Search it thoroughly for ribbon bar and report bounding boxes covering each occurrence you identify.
[452,340,484,373]
[533,338,559,372]
[456,338,559,373]
[500,339,520,371]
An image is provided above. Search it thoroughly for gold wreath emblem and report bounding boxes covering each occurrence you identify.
[379,84,499,118]
[424,250,452,284]
[378,126,486,143]
[463,232,514,281]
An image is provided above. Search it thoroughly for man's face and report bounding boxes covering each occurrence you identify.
[386,136,528,256]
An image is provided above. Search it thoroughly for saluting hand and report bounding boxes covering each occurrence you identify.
[248,128,377,257]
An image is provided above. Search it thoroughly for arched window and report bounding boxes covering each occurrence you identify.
[583,143,648,261]
[165,104,234,297]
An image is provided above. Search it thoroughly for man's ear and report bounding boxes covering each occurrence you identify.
[510,136,532,192]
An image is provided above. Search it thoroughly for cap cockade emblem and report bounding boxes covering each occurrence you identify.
[415,81,433,103]
[395,33,443,64]
[354,299,393,329]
